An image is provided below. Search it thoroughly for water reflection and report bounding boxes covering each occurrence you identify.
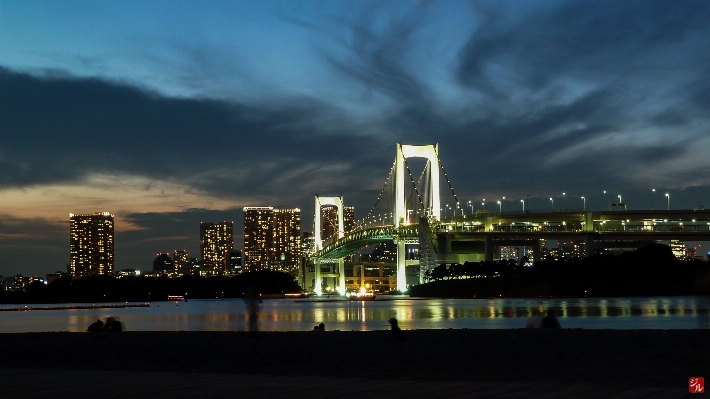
[0,296,708,332]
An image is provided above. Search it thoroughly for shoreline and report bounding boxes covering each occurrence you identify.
[1,329,707,387]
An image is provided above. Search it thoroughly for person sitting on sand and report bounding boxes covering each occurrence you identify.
[104,317,123,332]
[542,309,561,329]
[388,318,405,341]
[87,319,104,332]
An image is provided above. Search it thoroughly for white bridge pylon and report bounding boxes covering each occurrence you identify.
[394,143,441,292]
[395,143,441,226]
[314,195,345,295]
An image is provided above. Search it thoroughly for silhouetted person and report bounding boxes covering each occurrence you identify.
[542,309,561,328]
[87,319,104,332]
[104,317,123,332]
[389,318,405,341]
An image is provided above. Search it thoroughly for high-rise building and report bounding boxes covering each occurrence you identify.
[320,206,355,241]
[173,250,189,274]
[273,208,301,277]
[200,222,234,275]
[670,240,685,260]
[243,207,302,275]
[153,253,173,272]
[69,212,114,277]
[500,246,520,260]
[228,250,243,274]
[243,207,274,272]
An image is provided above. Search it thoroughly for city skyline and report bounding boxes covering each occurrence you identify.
[2,1,710,276]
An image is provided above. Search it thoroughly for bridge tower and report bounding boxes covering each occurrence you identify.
[394,144,441,291]
[314,196,345,295]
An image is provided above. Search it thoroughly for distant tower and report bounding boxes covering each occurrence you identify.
[172,250,189,274]
[669,240,685,260]
[153,253,173,272]
[243,207,275,272]
[228,250,243,274]
[200,222,234,275]
[321,206,355,241]
[69,212,115,277]
[273,208,302,278]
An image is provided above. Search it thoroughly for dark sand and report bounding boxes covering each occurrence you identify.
[1,329,707,387]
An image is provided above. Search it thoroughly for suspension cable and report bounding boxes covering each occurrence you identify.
[359,158,396,228]
[436,148,460,210]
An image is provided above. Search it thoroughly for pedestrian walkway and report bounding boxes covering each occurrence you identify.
[0,368,694,398]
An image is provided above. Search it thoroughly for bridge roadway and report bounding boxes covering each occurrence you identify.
[314,209,710,261]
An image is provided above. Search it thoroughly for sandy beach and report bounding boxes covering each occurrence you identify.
[1,329,707,388]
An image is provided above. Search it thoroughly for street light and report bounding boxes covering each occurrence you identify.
[497,200,502,214]
[581,196,586,211]
[602,190,606,211]
[482,199,486,210]
[550,197,554,211]
[446,204,451,218]
[665,193,670,210]
[521,199,525,212]
[467,200,473,214]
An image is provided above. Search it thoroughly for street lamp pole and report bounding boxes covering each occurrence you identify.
[602,190,606,211]
[467,200,472,215]
[482,199,486,210]
[497,200,502,214]
[550,198,554,211]
[521,199,525,212]
[581,196,585,211]
[665,193,670,210]
[618,195,622,210]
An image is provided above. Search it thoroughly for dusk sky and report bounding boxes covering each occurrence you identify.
[2,0,710,277]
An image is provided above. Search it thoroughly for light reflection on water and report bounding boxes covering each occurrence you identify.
[0,296,708,333]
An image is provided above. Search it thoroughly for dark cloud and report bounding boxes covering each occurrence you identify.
[457,1,710,93]
[0,67,391,198]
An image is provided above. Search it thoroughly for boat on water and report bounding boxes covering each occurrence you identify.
[347,292,376,301]
[167,295,185,301]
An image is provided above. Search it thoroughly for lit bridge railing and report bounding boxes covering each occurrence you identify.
[314,224,420,259]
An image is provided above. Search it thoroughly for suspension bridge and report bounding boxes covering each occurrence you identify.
[307,143,710,295]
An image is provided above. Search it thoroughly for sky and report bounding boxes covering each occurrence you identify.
[2,0,710,277]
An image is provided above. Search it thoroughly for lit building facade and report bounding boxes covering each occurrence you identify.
[243,207,302,275]
[670,240,685,260]
[320,206,355,241]
[273,208,301,277]
[228,250,243,274]
[173,250,189,274]
[500,246,520,260]
[69,212,114,277]
[243,207,275,272]
[200,222,234,275]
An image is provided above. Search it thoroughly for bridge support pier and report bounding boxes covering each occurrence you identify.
[397,241,407,292]
[315,258,321,295]
[338,258,345,295]
[484,235,493,262]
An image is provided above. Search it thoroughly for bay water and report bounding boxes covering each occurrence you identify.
[1,296,708,333]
